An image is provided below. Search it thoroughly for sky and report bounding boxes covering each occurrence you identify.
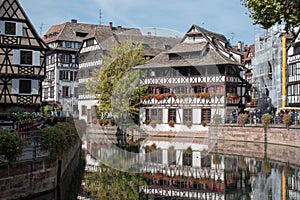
[20,0,262,45]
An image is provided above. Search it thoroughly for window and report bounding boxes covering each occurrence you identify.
[86,39,94,47]
[62,86,70,98]
[19,80,31,94]
[168,147,176,165]
[201,109,211,123]
[183,109,192,122]
[81,105,87,116]
[183,147,192,166]
[145,109,150,122]
[168,109,176,123]
[60,71,69,80]
[65,41,71,48]
[5,22,16,35]
[60,54,70,64]
[150,109,162,122]
[50,87,54,98]
[74,87,78,98]
[174,86,187,94]
[43,88,48,99]
[20,51,32,65]
[193,85,205,93]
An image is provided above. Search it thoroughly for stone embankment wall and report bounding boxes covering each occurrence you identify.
[210,125,300,166]
[0,139,81,200]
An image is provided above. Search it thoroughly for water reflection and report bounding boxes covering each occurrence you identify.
[83,132,300,200]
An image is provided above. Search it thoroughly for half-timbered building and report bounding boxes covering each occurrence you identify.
[77,25,180,123]
[287,30,300,107]
[135,25,247,131]
[0,0,49,112]
[42,20,97,117]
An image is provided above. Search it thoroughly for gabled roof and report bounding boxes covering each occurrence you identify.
[0,0,49,50]
[135,24,241,69]
[43,21,98,43]
[80,26,181,57]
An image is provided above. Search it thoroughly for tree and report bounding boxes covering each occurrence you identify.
[87,40,148,124]
[241,0,300,35]
[84,162,146,199]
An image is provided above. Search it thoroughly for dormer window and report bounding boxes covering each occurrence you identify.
[169,53,181,60]
[5,22,16,35]
[86,39,94,47]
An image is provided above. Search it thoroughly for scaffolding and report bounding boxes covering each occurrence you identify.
[253,25,285,111]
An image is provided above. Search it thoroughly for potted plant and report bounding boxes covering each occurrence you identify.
[213,114,222,125]
[201,120,208,127]
[168,120,175,127]
[283,113,292,130]
[184,120,192,128]
[262,113,272,128]
[150,120,157,128]
[238,113,248,126]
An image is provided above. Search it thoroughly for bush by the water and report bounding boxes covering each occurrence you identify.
[0,129,24,162]
[39,120,78,159]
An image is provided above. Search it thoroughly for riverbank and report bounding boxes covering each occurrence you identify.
[0,133,82,200]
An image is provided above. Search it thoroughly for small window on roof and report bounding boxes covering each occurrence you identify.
[76,32,88,37]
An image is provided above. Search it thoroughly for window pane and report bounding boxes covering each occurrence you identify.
[20,51,32,65]
[168,109,176,122]
[5,22,16,35]
[19,80,31,94]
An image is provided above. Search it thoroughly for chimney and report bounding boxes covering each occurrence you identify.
[71,19,77,23]
[109,22,113,29]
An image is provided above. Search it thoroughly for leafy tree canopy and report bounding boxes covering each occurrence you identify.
[242,0,300,35]
[87,40,149,121]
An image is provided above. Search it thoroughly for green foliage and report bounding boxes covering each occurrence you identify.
[38,121,78,159]
[87,40,149,122]
[84,164,146,200]
[262,113,272,128]
[283,113,292,129]
[241,0,300,34]
[238,113,248,126]
[213,114,222,125]
[43,105,52,116]
[0,129,24,163]
[11,112,41,121]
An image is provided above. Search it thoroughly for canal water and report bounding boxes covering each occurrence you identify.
[33,127,300,200]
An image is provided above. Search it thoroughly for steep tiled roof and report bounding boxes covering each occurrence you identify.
[135,24,241,69]
[43,22,97,43]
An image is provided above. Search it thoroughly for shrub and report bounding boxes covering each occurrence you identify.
[283,113,292,129]
[238,114,248,126]
[38,121,78,159]
[262,113,272,128]
[0,129,24,163]
[184,120,192,128]
[213,114,222,125]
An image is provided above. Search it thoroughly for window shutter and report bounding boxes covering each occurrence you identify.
[0,21,4,34]
[16,22,23,36]
[13,49,20,65]
[32,80,39,94]
[33,51,40,66]
[59,71,63,80]
[12,79,19,94]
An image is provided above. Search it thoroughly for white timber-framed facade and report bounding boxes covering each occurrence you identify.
[77,25,180,123]
[42,19,97,117]
[135,24,247,132]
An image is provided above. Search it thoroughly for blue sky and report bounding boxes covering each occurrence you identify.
[21,0,261,45]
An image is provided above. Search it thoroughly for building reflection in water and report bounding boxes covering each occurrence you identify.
[82,132,300,200]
